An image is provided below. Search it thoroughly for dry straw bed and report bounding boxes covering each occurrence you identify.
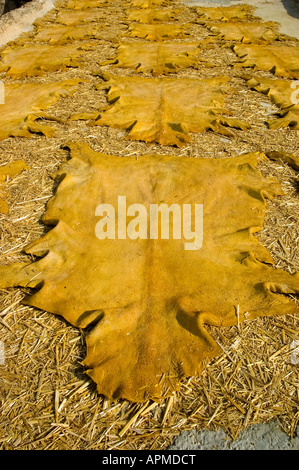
[0,0,298,450]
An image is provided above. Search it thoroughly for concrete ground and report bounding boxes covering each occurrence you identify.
[0,0,56,46]
[169,420,299,450]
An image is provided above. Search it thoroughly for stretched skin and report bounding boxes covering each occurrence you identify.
[126,23,190,41]
[233,44,299,79]
[194,5,258,23]
[0,43,92,77]
[0,143,298,402]
[103,41,202,75]
[127,8,182,23]
[0,80,81,140]
[207,22,279,44]
[130,0,172,8]
[71,75,250,146]
[55,9,105,25]
[34,24,104,44]
[64,0,111,9]
[247,76,299,129]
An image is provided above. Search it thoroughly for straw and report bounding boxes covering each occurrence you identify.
[0,0,298,450]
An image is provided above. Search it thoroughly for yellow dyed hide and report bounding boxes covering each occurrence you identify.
[127,8,181,23]
[247,76,299,129]
[195,5,258,22]
[104,41,202,75]
[65,0,110,9]
[233,44,299,79]
[72,75,249,146]
[34,24,104,44]
[207,22,278,43]
[55,9,105,25]
[1,143,298,401]
[126,23,189,41]
[0,80,81,140]
[0,43,92,77]
[266,150,299,170]
[131,0,171,8]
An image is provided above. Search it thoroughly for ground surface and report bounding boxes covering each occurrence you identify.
[0,0,298,451]
[170,419,299,449]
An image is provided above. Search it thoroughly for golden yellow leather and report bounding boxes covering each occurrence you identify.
[103,41,202,75]
[207,21,278,43]
[0,80,81,140]
[0,43,92,77]
[126,22,189,41]
[1,143,298,401]
[233,44,299,79]
[74,75,250,146]
[127,8,181,23]
[247,76,299,129]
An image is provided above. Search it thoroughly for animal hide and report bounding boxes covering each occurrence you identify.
[0,43,92,77]
[55,9,105,25]
[233,44,299,79]
[103,41,202,75]
[126,23,190,41]
[131,0,171,8]
[207,21,278,43]
[127,8,181,23]
[194,5,258,23]
[65,0,110,9]
[247,76,299,129]
[0,80,81,140]
[265,151,299,170]
[0,143,298,401]
[71,75,250,146]
[34,24,104,44]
